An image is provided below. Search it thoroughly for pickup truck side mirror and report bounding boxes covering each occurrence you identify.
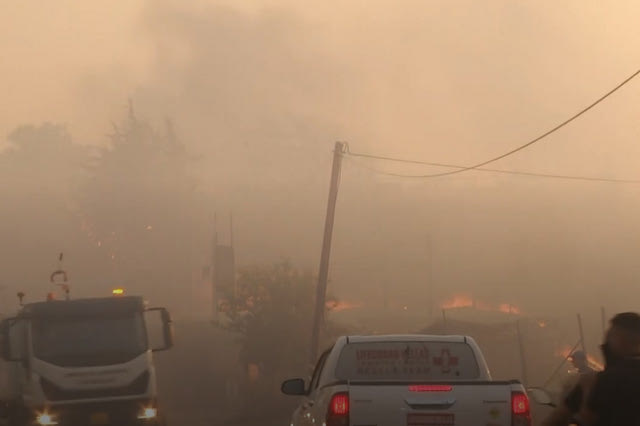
[527,387,556,407]
[281,378,307,396]
[146,308,174,352]
[0,318,22,362]
[0,320,10,361]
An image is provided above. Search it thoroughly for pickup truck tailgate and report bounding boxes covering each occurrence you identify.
[348,382,513,426]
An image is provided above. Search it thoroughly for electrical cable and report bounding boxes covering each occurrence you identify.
[543,339,582,388]
[348,67,640,178]
[344,151,640,183]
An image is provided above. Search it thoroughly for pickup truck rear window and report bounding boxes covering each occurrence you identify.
[335,341,480,381]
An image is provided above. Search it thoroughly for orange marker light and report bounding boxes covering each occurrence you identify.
[112,288,124,296]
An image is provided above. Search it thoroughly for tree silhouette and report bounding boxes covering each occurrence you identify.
[223,261,348,383]
[0,123,88,193]
[78,105,199,306]
[0,123,92,300]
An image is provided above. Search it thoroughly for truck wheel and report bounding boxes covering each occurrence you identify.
[7,405,28,426]
[0,402,8,419]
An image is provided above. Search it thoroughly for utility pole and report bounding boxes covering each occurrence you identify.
[309,142,347,365]
[0,285,5,315]
[382,281,389,310]
[51,252,70,300]
[211,212,236,324]
[212,213,218,323]
[426,234,433,321]
[230,213,237,299]
[516,319,529,385]
[577,313,586,353]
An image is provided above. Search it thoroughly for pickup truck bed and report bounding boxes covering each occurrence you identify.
[282,335,531,426]
[347,380,522,426]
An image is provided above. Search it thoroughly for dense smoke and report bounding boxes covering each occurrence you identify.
[1,0,640,320]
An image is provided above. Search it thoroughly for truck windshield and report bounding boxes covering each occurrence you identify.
[32,313,147,367]
[335,341,480,381]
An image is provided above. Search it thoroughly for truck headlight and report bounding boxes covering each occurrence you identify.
[36,412,58,425]
[137,407,157,420]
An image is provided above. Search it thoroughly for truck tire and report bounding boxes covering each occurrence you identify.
[0,402,8,424]
[6,405,27,426]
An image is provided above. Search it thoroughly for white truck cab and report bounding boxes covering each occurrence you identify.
[0,295,173,426]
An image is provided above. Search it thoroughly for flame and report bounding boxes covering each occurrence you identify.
[556,345,604,371]
[499,304,521,315]
[441,294,474,309]
[326,300,363,312]
[556,345,572,359]
[441,293,521,315]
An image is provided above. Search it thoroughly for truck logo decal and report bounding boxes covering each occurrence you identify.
[433,349,458,373]
[489,407,500,418]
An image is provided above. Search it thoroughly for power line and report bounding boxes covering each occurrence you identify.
[345,152,640,183]
[349,67,640,179]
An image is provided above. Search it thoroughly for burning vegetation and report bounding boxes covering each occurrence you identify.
[441,293,522,315]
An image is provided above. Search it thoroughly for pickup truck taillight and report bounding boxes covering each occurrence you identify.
[327,392,349,426]
[511,391,531,426]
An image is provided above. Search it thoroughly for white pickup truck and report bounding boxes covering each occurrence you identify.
[282,334,531,426]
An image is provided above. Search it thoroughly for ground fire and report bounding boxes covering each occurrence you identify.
[441,293,522,315]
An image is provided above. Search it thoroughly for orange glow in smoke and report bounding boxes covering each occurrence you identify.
[326,300,363,312]
[556,345,573,359]
[441,293,521,315]
[441,294,474,309]
[498,304,521,315]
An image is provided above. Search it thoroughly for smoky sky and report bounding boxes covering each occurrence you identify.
[2,1,640,317]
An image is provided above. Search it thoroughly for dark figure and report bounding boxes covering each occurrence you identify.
[543,312,640,426]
